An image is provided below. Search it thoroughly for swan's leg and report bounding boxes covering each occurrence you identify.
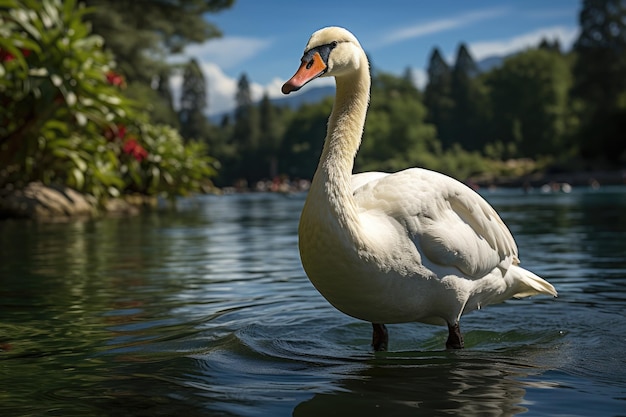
[446,322,464,349]
[371,323,388,351]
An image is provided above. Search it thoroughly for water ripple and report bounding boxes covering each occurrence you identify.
[1,189,625,416]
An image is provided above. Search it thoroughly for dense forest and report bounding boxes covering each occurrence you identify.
[172,0,626,188]
[1,0,625,202]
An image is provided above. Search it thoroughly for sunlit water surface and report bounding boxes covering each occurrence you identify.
[1,187,625,416]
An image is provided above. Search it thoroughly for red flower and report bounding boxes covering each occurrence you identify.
[122,137,148,162]
[0,48,31,62]
[117,124,127,139]
[104,124,127,141]
[105,70,126,88]
[0,49,15,62]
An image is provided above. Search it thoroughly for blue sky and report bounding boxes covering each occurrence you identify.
[172,0,581,115]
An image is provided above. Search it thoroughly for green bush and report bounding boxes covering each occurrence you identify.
[0,0,217,201]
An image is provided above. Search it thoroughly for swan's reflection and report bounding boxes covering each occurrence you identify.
[293,350,553,417]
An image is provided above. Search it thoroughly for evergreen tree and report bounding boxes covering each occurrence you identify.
[402,66,415,86]
[572,0,626,162]
[233,73,259,149]
[232,73,260,184]
[454,44,479,78]
[259,93,283,178]
[449,43,488,151]
[156,68,175,114]
[539,37,562,53]
[423,47,454,147]
[178,59,209,141]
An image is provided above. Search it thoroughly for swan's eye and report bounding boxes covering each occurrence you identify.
[331,41,338,48]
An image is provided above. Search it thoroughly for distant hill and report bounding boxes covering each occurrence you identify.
[476,55,507,72]
[208,85,335,123]
[270,85,335,109]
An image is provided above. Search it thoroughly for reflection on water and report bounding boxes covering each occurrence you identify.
[1,189,626,416]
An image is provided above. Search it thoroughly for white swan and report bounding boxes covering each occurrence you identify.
[282,27,557,351]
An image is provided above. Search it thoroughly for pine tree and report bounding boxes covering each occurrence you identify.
[539,37,562,53]
[454,44,479,78]
[259,93,282,178]
[232,73,260,184]
[423,47,454,147]
[153,67,179,127]
[449,43,487,151]
[233,73,259,149]
[402,67,414,86]
[573,0,626,162]
[178,59,209,141]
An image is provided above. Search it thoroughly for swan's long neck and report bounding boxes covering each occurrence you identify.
[321,72,370,175]
[307,55,370,235]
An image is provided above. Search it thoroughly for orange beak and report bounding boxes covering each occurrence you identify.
[282,52,327,94]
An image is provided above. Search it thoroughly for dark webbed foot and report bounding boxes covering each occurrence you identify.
[446,322,464,349]
[371,323,388,351]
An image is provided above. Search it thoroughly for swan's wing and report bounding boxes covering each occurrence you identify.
[351,171,389,192]
[354,168,519,279]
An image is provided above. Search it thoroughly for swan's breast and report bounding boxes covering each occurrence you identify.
[298,191,455,324]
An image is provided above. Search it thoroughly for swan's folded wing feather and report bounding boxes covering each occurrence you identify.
[354,168,519,279]
[351,171,389,192]
[418,188,519,278]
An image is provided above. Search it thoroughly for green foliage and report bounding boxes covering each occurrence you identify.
[128,123,218,196]
[424,48,454,145]
[80,0,233,127]
[358,72,438,172]
[573,0,626,163]
[448,44,490,151]
[484,48,576,158]
[178,58,210,141]
[125,79,180,128]
[279,98,332,179]
[258,93,285,178]
[230,73,262,183]
[0,0,132,197]
[0,0,217,201]
[82,0,234,82]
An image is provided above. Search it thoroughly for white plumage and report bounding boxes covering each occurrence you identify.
[282,27,556,350]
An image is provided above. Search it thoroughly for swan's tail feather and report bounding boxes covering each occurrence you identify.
[509,265,557,298]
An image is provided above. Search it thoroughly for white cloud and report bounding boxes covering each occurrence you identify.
[375,8,509,47]
[170,62,236,115]
[168,35,277,116]
[202,63,239,115]
[410,68,428,90]
[177,36,273,69]
[468,25,580,61]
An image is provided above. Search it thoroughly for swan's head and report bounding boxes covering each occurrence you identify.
[282,26,365,94]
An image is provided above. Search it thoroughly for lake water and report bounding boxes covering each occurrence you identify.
[1,186,625,416]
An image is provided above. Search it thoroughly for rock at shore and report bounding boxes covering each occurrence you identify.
[0,182,96,220]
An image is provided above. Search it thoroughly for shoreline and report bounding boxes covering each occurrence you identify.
[472,169,625,189]
[1,170,624,220]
